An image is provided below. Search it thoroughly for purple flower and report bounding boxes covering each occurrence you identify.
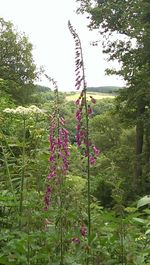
[88,105,93,116]
[44,81,70,211]
[80,130,86,138]
[60,117,65,126]
[90,96,96,104]
[49,155,55,162]
[61,128,69,135]
[76,123,80,131]
[93,146,100,156]
[72,237,80,244]
[75,98,80,105]
[80,226,87,237]
[76,75,81,81]
[89,155,96,165]
[62,156,69,170]
[75,133,81,146]
[47,186,51,192]
[57,137,63,146]
[48,171,56,179]
[76,109,82,121]
[75,80,81,87]
[64,148,70,157]
[76,84,81,90]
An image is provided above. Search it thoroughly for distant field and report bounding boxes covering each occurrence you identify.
[65,92,115,101]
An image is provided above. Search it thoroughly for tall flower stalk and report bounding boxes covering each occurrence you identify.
[68,20,100,261]
[44,75,70,265]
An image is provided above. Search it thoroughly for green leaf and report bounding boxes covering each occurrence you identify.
[132,217,145,224]
[125,207,137,213]
[144,209,150,215]
[145,229,150,235]
[0,256,15,265]
[137,195,150,208]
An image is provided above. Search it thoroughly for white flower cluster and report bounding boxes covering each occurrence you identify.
[3,105,45,116]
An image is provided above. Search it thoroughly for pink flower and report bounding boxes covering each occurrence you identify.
[62,156,69,170]
[75,80,81,87]
[75,75,81,81]
[49,155,55,162]
[80,226,87,237]
[93,146,100,156]
[64,148,70,157]
[60,117,65,126]
[61,128,69,135]
[76,109,82,121]
[76,84,81,90]
[76,123,80,131]
[75,133,81,146]
[90,96,96,104]
[80,130,86,138]
[87,105,93,116]
[48,171,56,179]
[72,237,80,244]
[75,98,80,105]
[89,155,96,165]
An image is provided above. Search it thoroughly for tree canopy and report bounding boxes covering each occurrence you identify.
[0,17,38,104]
[76,0,150,193]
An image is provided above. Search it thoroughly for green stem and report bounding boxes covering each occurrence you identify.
[84,91,91,248]
[56,88,64,265]
[79,37,91,261]
[60,189,64,265]
[120,215,125,265]
[84,89,91,264]
[19,117,26,228]
[27,212,30,265]
[1,144,17,204]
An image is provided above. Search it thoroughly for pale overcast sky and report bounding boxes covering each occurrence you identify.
[0,0,124,91]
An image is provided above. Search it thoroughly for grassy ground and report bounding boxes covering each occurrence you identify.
[65,92,115,101]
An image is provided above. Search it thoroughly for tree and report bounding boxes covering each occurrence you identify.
[0,17,38,104]
[76,0,150,194]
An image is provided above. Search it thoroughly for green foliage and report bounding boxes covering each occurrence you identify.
[0,17,39,104]
[0,97,150,264]
[92,98,115,116]
[87,86,122,93]
[77,0,150,194]
[137,195,150,208]
[0,8,150,263]
[90,112,121,150]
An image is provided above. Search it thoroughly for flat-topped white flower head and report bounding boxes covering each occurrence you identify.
[3,105,45,116]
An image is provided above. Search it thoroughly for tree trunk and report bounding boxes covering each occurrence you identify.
[134,106,145,193]
[145,125,150,163]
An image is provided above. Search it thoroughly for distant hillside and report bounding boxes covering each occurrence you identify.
[66,92,115,101]
[87,86,122,93]
[35,85,51,92]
